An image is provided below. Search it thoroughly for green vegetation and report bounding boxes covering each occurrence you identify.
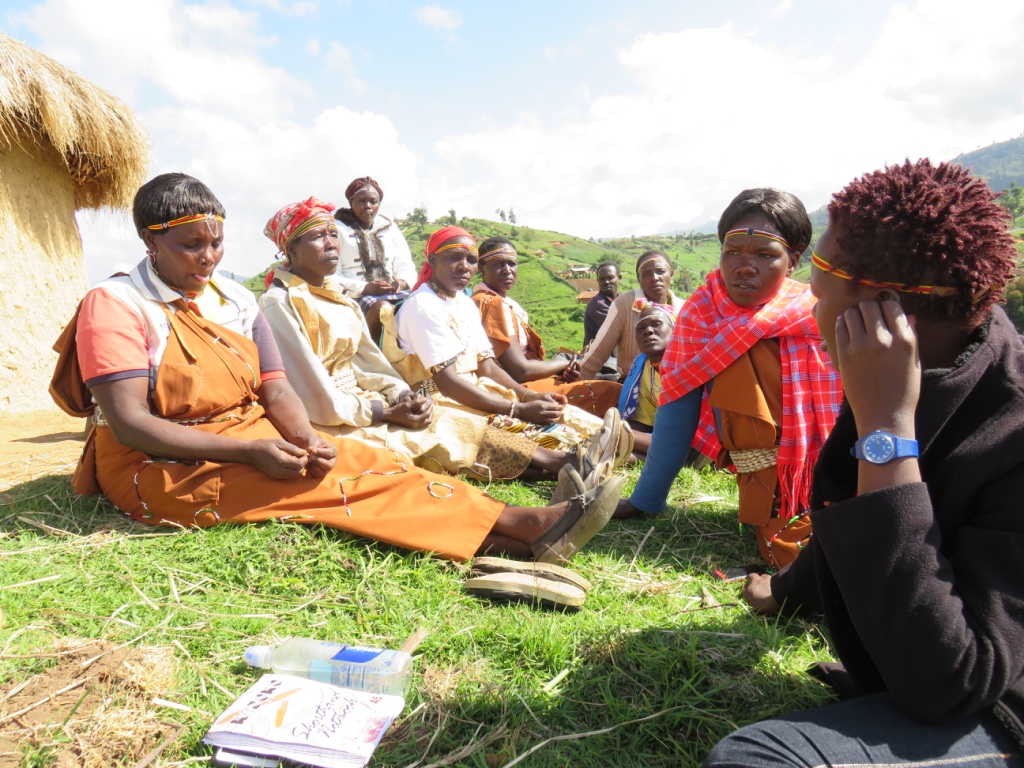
[953,134,1024,192]
[0,463,837,767]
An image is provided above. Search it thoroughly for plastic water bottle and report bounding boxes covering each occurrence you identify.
[244,638,412,696]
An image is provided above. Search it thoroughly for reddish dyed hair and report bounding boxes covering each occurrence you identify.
[827,159,1016,323]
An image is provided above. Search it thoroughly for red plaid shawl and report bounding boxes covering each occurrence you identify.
[660,269,842,520]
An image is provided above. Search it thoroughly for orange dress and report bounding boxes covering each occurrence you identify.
[63,267,503,561]
[472,286,620,416]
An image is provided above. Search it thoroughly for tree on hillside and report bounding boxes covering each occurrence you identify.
[406,207,429,228]
[495,208,507,223]
[997,183,1024,220]
[1003,274,1024,334]
[508,207,518,237]
[448,208,458,225]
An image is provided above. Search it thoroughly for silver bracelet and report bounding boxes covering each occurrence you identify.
[508,399,516,418]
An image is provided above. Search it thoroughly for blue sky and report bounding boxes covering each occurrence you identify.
[3,0,1022,281]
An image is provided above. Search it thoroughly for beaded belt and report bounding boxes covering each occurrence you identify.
[729,447,778,474]
[330,366,358,391]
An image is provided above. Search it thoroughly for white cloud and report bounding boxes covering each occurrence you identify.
[306,38,321,56]
[414,5,462,32]
[322,41,366,93]
[770,0,793,18]
[12,0,417,281]
[427,1,1024,239]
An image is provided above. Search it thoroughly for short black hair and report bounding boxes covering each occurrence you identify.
[597,262,620,276]
[132,173,225,235]
[636,251,670,274]
[717,188,811,253]
[478,236,515,255]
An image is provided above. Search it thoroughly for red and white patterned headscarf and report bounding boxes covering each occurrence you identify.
[263,197,336,254]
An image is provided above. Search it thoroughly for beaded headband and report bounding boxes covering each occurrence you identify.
[478,245,517,263]
[811,250,959,297]
[722,227,791,250]
[146,212,225,231]
[431,240,479,257]
[286,213,336,245]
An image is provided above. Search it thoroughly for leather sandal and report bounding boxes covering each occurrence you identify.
[577,408,621,478]
[471,556,593,592]
[549,459,612,505]
[464,572,585,610]
[532,475,626,564]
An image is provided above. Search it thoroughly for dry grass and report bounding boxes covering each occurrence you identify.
[0,32,148,209]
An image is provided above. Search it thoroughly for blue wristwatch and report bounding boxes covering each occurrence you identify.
[850,431,919,464]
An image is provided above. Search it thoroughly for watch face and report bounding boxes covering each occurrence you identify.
[863,433,896,463]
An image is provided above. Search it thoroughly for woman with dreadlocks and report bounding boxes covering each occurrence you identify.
[708,159,1024,767]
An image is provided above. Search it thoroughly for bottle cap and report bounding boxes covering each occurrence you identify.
[244,645,273,668]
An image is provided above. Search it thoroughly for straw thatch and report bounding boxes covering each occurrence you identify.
[0,33,148,413]
[0,31,148,209]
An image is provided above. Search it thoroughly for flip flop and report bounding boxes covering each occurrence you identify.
[614,420,634,469]
[532,475,626,564]
[465,572,585,610]
[578,408,621,478]
[471,556,593,592]
[549,459,612,506]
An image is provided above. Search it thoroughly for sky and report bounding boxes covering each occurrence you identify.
[3,0,1024,282]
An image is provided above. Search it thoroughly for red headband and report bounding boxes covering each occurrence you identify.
[345,176,383,201]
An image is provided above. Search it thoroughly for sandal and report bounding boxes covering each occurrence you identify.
[471,556,593,592]
[465,572,585,610]
[532,475,626,564]
[549,459,612,506]
[577,408,621,477]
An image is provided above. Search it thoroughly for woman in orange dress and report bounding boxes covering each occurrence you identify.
[52,173,622,563]
[471,236,621,416]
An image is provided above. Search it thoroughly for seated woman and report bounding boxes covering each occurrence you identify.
[471,236,622,417]
[332,176,417,340]
[709,161,1024,768]
[50,173,623,564]
[617,299,678,459]
[616,189,843,570]
[259,198,588,482]
[384,226,630,467]
[576,251,685,381]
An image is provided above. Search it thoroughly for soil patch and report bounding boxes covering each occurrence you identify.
[0,409,85,491]
[0,640,183,767]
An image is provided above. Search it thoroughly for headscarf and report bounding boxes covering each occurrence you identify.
[413,226,477,290]
[632,297,679,323]
[263,197,335,254]
[345,176,383,201]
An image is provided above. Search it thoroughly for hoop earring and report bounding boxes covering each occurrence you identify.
[146,249,157,266]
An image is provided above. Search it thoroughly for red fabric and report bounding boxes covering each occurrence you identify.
[414,226,476,290]
[263,197,335,253]
[660,269,843,520]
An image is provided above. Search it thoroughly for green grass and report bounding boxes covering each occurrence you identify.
[0,462,837,767]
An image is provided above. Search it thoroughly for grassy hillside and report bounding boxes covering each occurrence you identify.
[953,135,1024,192]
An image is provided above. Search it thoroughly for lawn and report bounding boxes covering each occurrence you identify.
[0,461,837,767]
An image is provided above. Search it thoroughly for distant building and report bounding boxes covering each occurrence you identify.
[0,32,148,412]
[576,290,598,304]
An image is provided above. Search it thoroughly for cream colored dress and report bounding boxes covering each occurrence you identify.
[259,271,494,476]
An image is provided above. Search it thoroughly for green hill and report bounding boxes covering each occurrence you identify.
[953,135,1024,192]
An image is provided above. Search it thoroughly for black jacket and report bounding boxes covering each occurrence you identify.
[771,308,1024,743]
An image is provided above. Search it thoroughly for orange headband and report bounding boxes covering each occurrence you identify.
[722,227,791,250]
[285,213,335,245]
[146,213,225,231]
[811,250,959,297]
[432,241,479,257]
[479,245,517,263]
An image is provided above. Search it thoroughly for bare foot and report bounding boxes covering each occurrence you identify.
[613,497,642,519]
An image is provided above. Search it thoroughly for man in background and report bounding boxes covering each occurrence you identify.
[583,263,621,379]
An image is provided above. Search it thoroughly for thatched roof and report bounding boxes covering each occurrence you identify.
[0,32,148,210]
